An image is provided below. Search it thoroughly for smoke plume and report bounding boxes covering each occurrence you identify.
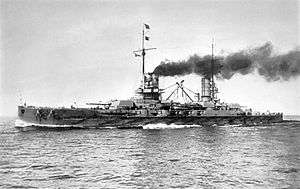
[153,42,300,81]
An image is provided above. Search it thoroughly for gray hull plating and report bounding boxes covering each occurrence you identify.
[17,106,283,129]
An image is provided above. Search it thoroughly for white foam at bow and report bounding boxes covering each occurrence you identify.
[142,123,201,129]
[14,119,81,128]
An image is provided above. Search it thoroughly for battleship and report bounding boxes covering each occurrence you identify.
[16,25,283,129]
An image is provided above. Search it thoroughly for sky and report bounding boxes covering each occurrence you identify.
[0,0,299,116]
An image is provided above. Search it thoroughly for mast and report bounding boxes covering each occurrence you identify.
[142,27,145,75]
[211,38,215,101]
[133,24,161,101]
[133,24,156,76]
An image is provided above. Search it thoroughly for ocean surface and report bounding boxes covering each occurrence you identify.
[0,116,299,188]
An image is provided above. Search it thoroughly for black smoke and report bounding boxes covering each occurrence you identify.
[153,42,300,81]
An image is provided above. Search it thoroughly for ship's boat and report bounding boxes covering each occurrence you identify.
[16,25,283,129]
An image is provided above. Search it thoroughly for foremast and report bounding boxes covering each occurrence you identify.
[133,24,161,103]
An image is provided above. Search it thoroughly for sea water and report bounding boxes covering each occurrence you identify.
[0,116,299,188]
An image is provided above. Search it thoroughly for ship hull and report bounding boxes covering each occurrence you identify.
[17,106,283,129]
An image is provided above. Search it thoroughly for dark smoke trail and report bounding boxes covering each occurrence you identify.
[152,55,222,78]
[153,42,300,81]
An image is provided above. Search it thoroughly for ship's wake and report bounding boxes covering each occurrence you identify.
[142,123,202,130]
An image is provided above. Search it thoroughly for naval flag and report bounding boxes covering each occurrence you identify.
[144,24,150,29]
[134,53,141,57]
